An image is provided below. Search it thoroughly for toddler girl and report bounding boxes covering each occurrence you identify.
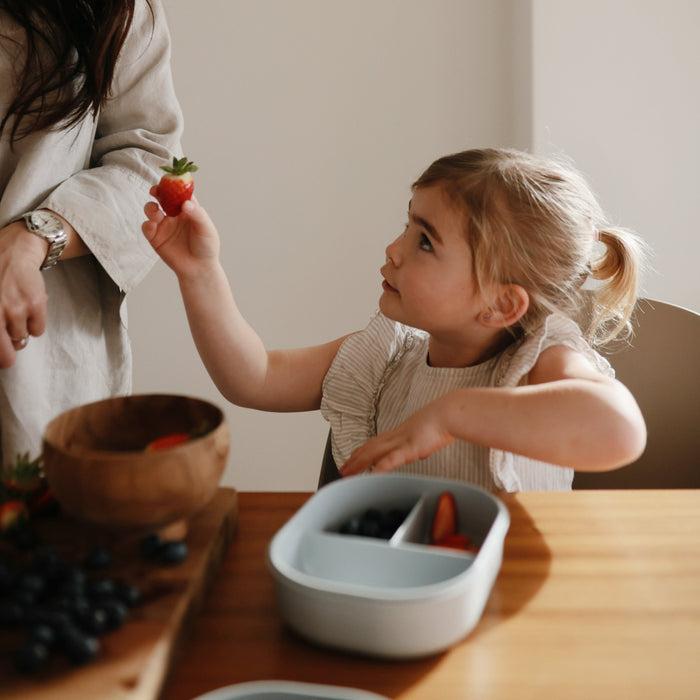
[142,148,647,491]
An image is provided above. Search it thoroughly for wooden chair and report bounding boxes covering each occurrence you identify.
[319,297,700,490]
[573,297,700,489]
[318,431,342,489]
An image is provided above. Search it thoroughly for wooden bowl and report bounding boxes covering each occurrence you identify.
[42,394,230,533]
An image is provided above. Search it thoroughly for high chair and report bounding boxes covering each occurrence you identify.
[573,297,700,489]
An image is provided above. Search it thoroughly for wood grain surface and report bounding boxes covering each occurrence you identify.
[161,489,700,700]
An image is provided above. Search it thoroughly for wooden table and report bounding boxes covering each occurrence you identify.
[161,490,700,700]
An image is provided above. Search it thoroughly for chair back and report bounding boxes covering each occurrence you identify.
[573,297,700,489]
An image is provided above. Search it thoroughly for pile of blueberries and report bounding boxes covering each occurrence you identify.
[337,506,410,540]
[0,545,140,674]
[0,532,188,675]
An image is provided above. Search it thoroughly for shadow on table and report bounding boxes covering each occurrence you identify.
[471,494,552,638]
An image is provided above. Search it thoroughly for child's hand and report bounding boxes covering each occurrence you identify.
[142,190,220,279]
[339,402,456,476]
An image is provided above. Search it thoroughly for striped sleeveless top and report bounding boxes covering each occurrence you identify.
[320,311,613,491]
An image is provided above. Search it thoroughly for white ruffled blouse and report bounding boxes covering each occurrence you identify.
[321,311,613,492]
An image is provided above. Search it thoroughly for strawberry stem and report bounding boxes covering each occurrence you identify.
[160,156,198,176]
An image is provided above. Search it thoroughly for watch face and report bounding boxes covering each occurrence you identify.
[29,211,63,235]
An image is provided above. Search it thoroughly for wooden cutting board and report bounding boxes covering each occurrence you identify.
[1,487,238,700]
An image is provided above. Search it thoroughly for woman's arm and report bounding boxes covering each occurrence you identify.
[40,0,183,293]
[340,344,647,475]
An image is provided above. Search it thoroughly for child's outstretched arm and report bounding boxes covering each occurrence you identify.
[142,195,347,411]
[339,344,646,476]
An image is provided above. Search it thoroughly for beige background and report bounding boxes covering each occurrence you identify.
[129,1,699,491]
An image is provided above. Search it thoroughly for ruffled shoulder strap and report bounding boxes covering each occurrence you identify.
[493,313,613,388]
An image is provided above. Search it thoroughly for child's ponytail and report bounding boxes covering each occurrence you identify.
[587,227,649,346]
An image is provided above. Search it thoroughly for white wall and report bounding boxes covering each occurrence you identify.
[130,0,523,491]
[130,0,699,491]
[532,0,700,308]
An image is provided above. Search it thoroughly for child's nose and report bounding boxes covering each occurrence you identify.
[385,234,402,265]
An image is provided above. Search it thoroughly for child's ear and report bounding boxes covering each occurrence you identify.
[480,284,529,327]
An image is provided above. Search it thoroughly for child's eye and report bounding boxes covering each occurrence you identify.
[419,233,433,252]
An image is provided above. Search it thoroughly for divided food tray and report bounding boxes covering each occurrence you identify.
[267,474,510,658]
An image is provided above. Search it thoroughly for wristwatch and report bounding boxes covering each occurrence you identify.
[22,210,67,270]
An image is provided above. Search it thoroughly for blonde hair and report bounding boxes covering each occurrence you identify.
[412,148,647,347]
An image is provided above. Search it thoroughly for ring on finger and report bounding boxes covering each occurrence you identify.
[11,334,29,349]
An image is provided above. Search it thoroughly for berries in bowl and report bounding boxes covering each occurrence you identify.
[41,394,229,534]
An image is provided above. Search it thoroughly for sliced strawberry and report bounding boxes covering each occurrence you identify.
[433,533,478,553]
[155,156,198,216]
[430,491,457,543]
[145,432,191,451]
[0,500,28,533]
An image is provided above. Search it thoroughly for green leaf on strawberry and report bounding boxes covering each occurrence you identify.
[2,452,43,493]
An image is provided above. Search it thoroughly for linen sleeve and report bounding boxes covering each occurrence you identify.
[321,311,414,466]
[40,0,184,293]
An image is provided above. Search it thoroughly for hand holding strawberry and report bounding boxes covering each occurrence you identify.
[155,156,198,216]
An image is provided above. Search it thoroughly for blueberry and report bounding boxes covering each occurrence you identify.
[61,627,100,665]
[360,519,382,538]
[114,580,141,608]
[159,540,188,565]
[83,547,111,570]
[385,508,409,532]
[16,571,47,599]
[140,533,162,559]
[29,623,57,649]
[58,565,87,596]
[13,639,50,674]
[88,577,117,599]
[25,607,72,635]
[100,598,129,631]
[52,593,92,622]
[338,516,362,535]
[30,546,62,572]
[76,605,110,636]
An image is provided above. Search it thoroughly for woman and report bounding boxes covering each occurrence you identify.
[0,0,183,467]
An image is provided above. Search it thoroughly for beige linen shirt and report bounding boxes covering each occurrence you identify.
[0,0,183,467]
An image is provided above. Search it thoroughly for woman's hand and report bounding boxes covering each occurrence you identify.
[339,399,456,476]
[142,191,220,281]
[0,222,49,368]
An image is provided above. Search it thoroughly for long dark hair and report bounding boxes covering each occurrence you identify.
[0,0,152,143]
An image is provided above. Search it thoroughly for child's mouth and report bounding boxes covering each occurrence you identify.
[382,279,398,294]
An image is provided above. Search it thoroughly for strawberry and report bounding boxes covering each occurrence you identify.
[145,432,191,451]
[430,491,457,543]
[433,533,478,554]
[155,156,198,216]
[0,500,28,533]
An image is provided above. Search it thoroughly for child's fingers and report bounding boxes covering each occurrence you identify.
[144,200,163,221]
[141,219,158,242]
